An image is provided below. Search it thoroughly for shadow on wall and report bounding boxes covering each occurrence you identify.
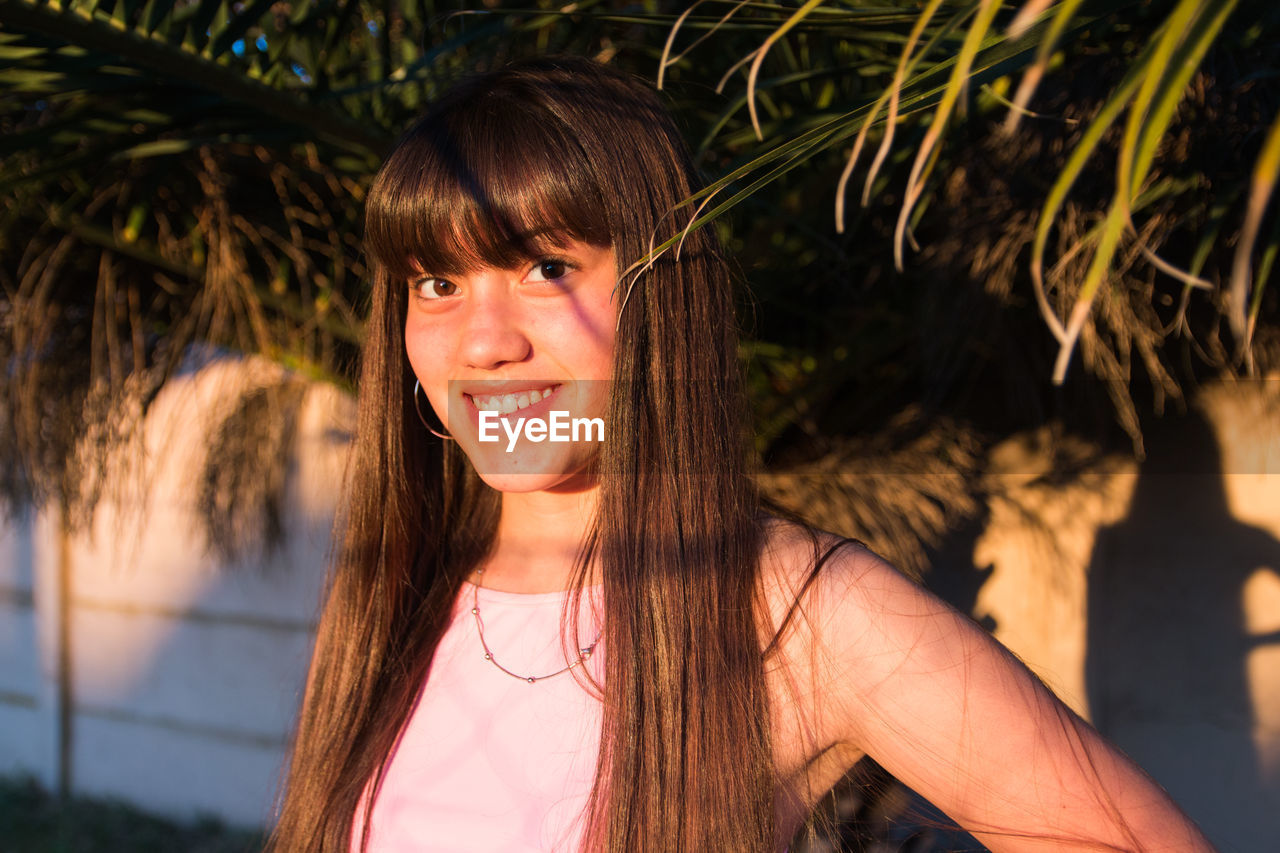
[918,383,1280,853]
[0,354,352,830]
[1085,398,1280,852]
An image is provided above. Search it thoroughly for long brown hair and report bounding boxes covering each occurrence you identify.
[268,57,775,851]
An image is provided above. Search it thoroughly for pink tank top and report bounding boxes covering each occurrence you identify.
[353,582,604,852]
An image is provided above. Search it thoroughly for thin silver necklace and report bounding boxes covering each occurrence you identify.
[470,568,602,684]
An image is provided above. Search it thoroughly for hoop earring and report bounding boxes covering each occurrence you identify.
[412,379,454,441]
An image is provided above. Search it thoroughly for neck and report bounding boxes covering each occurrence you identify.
[479,482,600,593]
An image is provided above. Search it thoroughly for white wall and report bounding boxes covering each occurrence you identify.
[0,507,56,790]
[0,356,351,828]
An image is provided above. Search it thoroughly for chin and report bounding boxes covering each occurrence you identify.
[460,442,601,495]
[474,469,598,495]
[450,392,607,494]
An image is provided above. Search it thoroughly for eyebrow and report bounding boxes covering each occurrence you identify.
[402,224,598,279]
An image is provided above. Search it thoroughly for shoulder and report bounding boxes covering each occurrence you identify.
[757,513,924,604]
[755,516,986,792]
[756,514,962,678]
[755,513,1046,765]
[759,514,1063,739]
[756,513,883,609]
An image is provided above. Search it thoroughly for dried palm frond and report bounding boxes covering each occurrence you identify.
[760,412,985,578]
[653,0,1279,386]
[0,0,618,537]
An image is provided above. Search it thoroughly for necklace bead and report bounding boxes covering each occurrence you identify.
[470,568,601,684]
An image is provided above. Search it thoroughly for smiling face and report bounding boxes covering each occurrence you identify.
[404,237,617,492]
[362,61,710,495]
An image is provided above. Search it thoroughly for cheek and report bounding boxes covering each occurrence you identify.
[560,289,619,380]
[404,323,453,409]
[404,317,448,373]
[582,330,616,380]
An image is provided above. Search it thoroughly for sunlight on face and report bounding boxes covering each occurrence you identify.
[404,238,617,493]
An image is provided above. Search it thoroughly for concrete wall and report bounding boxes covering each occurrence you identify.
[968,380,1280,852]
[0,356,351,828]
[0,507,57,793]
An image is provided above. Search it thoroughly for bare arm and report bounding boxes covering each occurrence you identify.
[784,541,1216,852]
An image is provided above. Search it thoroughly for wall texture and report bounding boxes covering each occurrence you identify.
[969,382,1280,851]
[0,356,351,828]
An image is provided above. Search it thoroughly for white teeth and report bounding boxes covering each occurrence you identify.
[470,386,557,413]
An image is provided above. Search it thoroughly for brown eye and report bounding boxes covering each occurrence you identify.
[412,277,458,300]
[529,259,569,282]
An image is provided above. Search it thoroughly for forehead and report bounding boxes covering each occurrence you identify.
[407,233,614,277]
[365,100,613,283]
[407,229,601,276]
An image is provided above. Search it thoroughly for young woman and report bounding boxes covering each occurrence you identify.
[268,57,1216,852]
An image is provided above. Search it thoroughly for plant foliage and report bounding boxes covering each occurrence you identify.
[1,0,1277,562]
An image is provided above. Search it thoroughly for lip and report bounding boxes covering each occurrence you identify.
[457,379,565,397]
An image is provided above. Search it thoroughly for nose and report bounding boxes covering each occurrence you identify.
[458,275,532,370]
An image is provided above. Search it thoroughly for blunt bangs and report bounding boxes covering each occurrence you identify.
[365,87,613,282]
